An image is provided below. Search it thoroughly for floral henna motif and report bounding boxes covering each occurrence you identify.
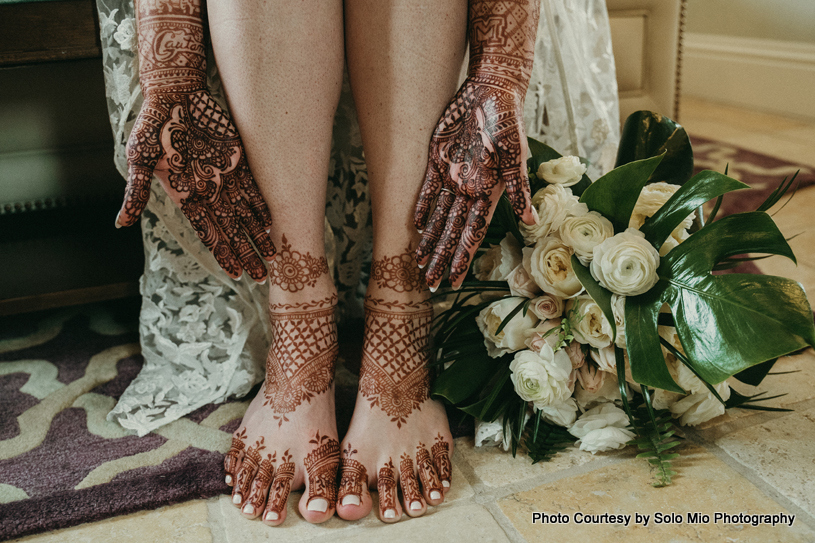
[359,300,433,428]
[123,0,274,281]
[414,0,540,289]
[338,443,368,506]
[265,450,294,520]
[235,436,266,500]
[304,432,340,510]
[377,459,398,519]
[263,305,337,425]
[399,454,423,508]
[416,444,443,498]
[432,433,452,487]
[370,248,426,292]
[269,235,330,292]
[224,427,247,482]
[244,452,276,514]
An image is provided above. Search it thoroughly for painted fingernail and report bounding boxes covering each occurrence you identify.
[225,475,232,485]
[417,229,424,234]
[114,217,122,229]
[442,480,450,488]
[384,509,396,519]
[418,263,425,269]
[243,504,254,515]
[430,491,441,500]
[452,283,462,291]
[307,498,328,513]
[410,501,422,511]
[232,494,242,505]
[342,495,361,506]
[429,285,438,293]
[266,511,279,521]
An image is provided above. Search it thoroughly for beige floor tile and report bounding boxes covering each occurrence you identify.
[12,501,212,543]
[496,444,814,542]
[716,408,815,517]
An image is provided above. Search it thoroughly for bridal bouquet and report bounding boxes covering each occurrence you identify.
[430,111,815,486]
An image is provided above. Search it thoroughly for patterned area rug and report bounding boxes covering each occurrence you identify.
[1,137,813,541]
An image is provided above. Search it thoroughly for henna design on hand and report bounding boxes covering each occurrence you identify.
[338,443,368,506]
[377,459,398,520]
[431,433,452,487]
[223,427,247,484]
[399,453,423,510]
[234,436,265,502]
[304,431,340,510]
[269,235,330,292]
[122,0,275,282]
[359,299,433,428]
[244,451,276,514]
[370,248,427,293]
[414,0,540,289]
[263,304,338,425]
[416,443,443,499]
[265,450,295,521]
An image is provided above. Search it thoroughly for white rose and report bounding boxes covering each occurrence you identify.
[510,346,573,405]
[507,264,542,299]
[559,211,614,266]
[610,294,626,348]
[520,185,587,244]
[524,239,584,299]
[524,318,562,353]
[476,298,539,358]
[591,228,660,296]
[565,341,586,369]
[538,397,579,427]
[569,403,634,454]
[670,384,730,426]
[475,413,532,450]
[529,294,564,321]
[566,296,614,349]
[473,233,522,281]
[537,156,587,187]
[630,182,694,247]
[574,371,623,409]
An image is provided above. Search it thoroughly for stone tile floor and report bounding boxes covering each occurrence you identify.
[12,98,815,542]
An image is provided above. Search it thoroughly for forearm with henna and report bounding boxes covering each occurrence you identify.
[415,0,540,289]
[121,0,275,282]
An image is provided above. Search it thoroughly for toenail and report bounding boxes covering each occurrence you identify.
[243,505,254,515]
[232,494,242,505]
[225,475,232,485]
[384,509,396,519]
[266,511,279,521]
[342,495,361,506]
[442,480,450,488]
[430,491,441,500]
[307,498,328,513]
[410,501,422,511]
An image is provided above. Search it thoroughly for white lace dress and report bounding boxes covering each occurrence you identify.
[96,0,620,436]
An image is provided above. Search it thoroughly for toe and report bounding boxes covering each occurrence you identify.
[399,454,426,517]
[336,451,373,521]
[299,433,340,524]
[377,459,403,523]
[224,429,248,486]
[263,459,295,526]
[416,444,444,506]
[233,447,261,507]
[431,433,453,494]
[242,456,274,519]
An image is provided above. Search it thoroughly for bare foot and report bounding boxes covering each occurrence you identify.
[336,250,453,523]
[223,281,340,526]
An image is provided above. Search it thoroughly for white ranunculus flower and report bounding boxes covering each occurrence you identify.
[509,346,573,405]
[559,211,614,265]
[524,239,584,299]
[591,228,661,296]
[537,156,587,187]
[529,294,564,321]
[476,298,539,358]
[507,264,542,299]
[630,182,694,247]
[520,185,587,244]
[538,397,579,427]
[610,294,626,348]
[473,233,522,281]
[567,296,614,349]
[569,403,635,454]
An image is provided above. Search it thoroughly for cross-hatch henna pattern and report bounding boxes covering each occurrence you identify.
[123,0,275,282]
[263,303,338,425]
[359,299,433,428]
[269,235,330,293]
[414,0,540,289]
[265,450,295,519]
[304,431,340,509]
[338,443,368,505]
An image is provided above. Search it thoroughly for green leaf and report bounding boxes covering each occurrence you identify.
[580,154,664,233]
[571,255,616,339]
[495,298,529,335]
[733,358,778,386]
[640,170,748,249]
[626,212,815,388]
[431,355,495,404]
[616,111,694,186]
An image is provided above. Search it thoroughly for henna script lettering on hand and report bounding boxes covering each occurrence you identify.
[415,0,540,289]
[122,0,275,282]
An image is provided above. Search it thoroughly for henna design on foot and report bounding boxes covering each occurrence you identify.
[269,235,330,292]
[243,452,276,516]
[263,305,338,425]
[377,459,398,520]
[234,436,265,504]
[264,450,295,522]
[399,454,423,511]
[416,443,443,500]
[338,443,368,507]
[269,293,338,312]
[224,427,247,485]
[370,248,427,293]
[359,300,433,427]
[304,431,340,512]
[432,433,452,488]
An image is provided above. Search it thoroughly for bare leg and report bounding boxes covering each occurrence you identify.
[208,0,344,526]
[338,0,467,523]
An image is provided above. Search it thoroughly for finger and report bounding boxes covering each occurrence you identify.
[377,460,401,523]
[208,198,268,282]
[416,444,444,505]
[414,159,443,231]
[183,199,243,279]
[431,434,453,492]
[415,189,456,268]
[399,455,425,517]
[449,197,497,287]
[117,164,154,227]
[263,459,295,525]
[223,182,276,262]
[232,446,261,506]
[242,456,274,518]
[501,133,536,225]
[235,151,273,230]
[424,196,471,290]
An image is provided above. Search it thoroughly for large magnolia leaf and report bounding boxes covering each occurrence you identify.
[626,212,815,388]
[616,111,694,186]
